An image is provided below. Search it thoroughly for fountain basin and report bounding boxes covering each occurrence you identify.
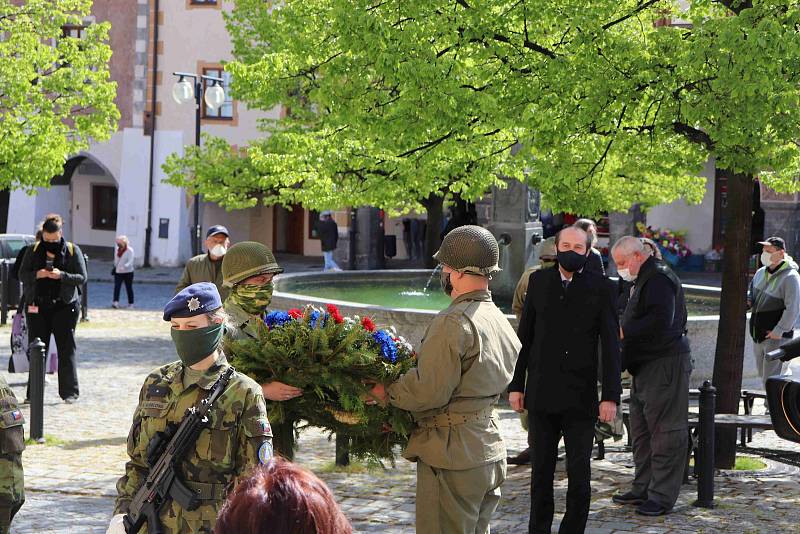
[273,270,759,389]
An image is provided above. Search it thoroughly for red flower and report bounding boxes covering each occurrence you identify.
[326,303,340,315]
[288,308,303,319]
[361,316,376,332]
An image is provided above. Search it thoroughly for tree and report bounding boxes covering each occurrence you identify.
[166,0,800,467]
[0,0,118,191]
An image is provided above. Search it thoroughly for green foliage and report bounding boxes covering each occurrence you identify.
[226,305,415,464]
[0,0,119,191]
[165,0,800,215]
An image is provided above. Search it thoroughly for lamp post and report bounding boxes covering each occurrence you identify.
[171,71,226,256]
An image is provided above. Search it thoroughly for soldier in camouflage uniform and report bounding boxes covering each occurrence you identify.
[369,226,521,534]
[0,375,24,534]
[221,242,302,460]
[108,283,272,534]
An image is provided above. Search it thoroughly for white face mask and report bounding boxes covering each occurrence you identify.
[761,250,776,267]
[618,268,637,282]
[210,244,227,257]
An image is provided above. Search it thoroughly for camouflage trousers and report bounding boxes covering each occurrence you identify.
[0,455,24,534]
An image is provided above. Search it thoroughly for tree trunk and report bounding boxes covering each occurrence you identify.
[421,193,444,268]
[711,168,754,469]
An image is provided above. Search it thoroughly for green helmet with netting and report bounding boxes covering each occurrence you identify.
[222,241,283,287]
[433,225,501,276]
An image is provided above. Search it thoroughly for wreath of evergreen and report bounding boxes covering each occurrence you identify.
[226,303,415,463]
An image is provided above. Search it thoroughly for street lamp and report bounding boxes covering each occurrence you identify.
[171,71,226,256]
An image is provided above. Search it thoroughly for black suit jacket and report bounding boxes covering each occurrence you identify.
[509,267,621,416]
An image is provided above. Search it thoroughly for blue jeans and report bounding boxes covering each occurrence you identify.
[323,250,340,271]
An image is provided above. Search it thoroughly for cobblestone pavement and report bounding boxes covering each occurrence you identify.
[1,309,799,533]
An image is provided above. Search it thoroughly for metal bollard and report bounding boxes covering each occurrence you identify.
[335,432,351,467]
[28,337,47,443]
[694,380,716,508]
[0,260,8,326]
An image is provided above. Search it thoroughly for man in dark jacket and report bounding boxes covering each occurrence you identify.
[316,211,341,271]
[509,226,621,534]
[611,236,692,517]
[19,214,87,403]
[573,218,605,275]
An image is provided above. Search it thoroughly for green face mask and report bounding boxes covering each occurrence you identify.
[171,323,224,367]
[540,259,557,269]
[229,282,274,316]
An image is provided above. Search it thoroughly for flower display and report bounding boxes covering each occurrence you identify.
[226,304,415,462]
[636,222,692,265]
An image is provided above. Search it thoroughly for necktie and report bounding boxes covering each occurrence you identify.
[562,279,570,291]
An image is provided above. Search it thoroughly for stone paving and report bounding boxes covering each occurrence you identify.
[1,307,799,533]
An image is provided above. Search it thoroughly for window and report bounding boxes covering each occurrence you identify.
[202,68,234,119]
[62,25,86,39]
[190,0,218,4]
[92,185,118,231]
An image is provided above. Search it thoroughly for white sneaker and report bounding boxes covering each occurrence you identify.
[127,303,135,309]
[111,302,119,309]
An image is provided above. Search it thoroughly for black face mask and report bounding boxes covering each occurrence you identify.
[557,250,588,273]
[42,240,62,254]
[440,271,454,296]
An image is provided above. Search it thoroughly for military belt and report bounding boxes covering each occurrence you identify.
[184,480,227,502]
[416,406,495,429]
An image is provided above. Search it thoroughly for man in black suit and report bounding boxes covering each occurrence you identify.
[509,226,621,534]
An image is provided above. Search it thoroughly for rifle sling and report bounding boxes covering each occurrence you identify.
[182,480,227,501]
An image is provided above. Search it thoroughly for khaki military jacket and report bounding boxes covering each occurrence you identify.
[115,356,271,534]
[176,254,229,302]
[512,265,544,320]
[0,376,24,505]
[388,290,522,470]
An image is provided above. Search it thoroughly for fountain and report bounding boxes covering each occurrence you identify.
[271,271,761,389]
[486,180,543,302]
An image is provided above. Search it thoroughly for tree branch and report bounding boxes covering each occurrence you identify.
[673,122,715,148]
[713,0,752,15]
[601,0,662,31]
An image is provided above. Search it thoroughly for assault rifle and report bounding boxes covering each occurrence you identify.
[123,367,234,534]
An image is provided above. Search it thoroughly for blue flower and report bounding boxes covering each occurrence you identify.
[265,311,293,329]
[309,310,327,328]
[372,330,398,363]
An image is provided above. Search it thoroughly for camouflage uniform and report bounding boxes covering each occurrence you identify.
[114,356,271,534]
[0,376,24,534]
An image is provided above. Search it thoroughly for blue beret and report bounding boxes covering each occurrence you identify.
[164,282,222,321]
[206,225,230,239]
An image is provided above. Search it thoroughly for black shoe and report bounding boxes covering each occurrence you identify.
[63,395,79,404]
[612,491,646,506]
[636,500,669,516]
[507,448,531,465]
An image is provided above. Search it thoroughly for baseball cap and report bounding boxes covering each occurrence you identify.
[758,237,785,250]
[206,225,230,239]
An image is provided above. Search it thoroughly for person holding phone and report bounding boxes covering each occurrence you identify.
[18,214,87,403]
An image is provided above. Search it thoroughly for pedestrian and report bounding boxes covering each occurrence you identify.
[508,236,557,467]
[368,225,521,534]
[215,457,353,534]
[748,236,799,388]
[573,218,605,275]
[509,226,621,534]
[0,375,25,533]
[18,214,87,403]
[111,235,135,309]
[176,225,231,301]
[611,236,692,516]
[108,283,272,534]
[410,218,422,260]
[221,241,302,460]
[316,211,341,271]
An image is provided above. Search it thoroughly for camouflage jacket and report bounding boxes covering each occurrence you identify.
[0,375,24,505]
[114,356,271,534]
[224,300,265,342]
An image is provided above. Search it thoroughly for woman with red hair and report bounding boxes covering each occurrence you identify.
[215,458,352,534]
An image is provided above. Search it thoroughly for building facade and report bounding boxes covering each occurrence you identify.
[4,0,323,266]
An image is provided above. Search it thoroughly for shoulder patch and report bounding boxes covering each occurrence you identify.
[257,441,273,464]
[147,384,170,398]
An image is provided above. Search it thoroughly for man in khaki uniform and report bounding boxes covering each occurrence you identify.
[0,376,24,534]
[176,225,232,302]
[369,225,521,534]
[508,237,557,466]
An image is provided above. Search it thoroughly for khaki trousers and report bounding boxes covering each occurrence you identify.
[416,460,506,534]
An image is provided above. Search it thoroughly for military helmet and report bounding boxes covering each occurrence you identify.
[540,237,557,259]
[433,225,501,276]
[222,241,283,287]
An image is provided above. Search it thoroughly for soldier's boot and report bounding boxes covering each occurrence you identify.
[507,447,531,465]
